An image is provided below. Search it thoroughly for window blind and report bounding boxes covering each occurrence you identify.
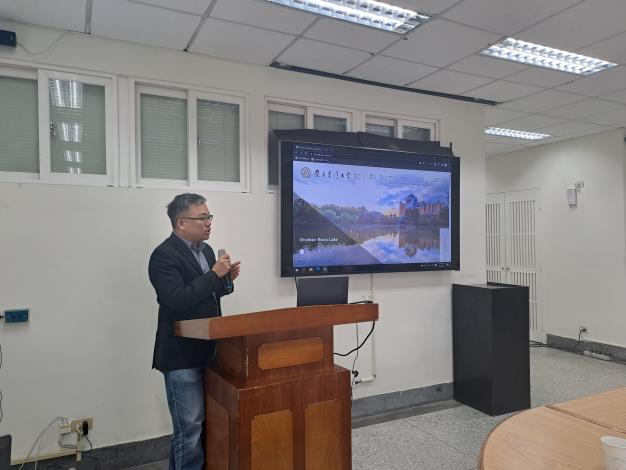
[0,76,38,173]
[49,80,106,175]
[365,123,394,137]
[140,93,188,180]
[267,110,304,186]
[197,99,240,183]
[403,125,431,141]
[313,115,347,132]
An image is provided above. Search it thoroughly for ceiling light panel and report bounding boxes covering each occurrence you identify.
[264,0,429,34]
[485,127,551,140]
[481,38,617,76]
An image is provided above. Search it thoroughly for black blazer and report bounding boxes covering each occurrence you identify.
[148,233,231,371]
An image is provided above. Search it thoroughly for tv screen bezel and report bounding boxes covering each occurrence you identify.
[280,140,460,277]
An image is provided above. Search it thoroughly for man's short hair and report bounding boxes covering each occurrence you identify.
[167,193,207,229]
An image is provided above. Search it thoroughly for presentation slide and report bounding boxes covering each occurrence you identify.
[291,144,452,274]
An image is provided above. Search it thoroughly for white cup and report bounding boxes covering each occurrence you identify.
[601,436,626,470]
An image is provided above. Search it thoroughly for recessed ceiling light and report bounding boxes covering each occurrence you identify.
[481,38,617,76]
[485,127,551,140]
[264,0,430,34]
[49,79,83,109]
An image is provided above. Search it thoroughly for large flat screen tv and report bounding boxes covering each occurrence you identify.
[280,140,460,277]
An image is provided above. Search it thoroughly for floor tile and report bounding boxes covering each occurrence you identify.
[122,347,626,470]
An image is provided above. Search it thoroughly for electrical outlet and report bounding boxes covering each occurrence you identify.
[59,422,72,434]
[4,309,29,323]
[70,418,93,434]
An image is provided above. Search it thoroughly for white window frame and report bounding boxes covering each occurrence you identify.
[268,102,306,119]
[307,107,353,132]
[265,99,355,193]
[0,65,39,183]
[364,112,438,141]
[364,116,396,137]
[190,90,247,192]
[398,118,437,140]
[38,69,117,186]
[134,84,189,189]
[131,79,249,192]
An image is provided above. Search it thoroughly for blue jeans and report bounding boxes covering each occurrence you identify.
[163,368,205,470]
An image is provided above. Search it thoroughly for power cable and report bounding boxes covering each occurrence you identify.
[351,323,360,388]
[335,321,375,357]
[17,32,68,56]
[17,417,66,470]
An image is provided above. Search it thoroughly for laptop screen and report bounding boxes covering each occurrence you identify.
[296,276,349,307]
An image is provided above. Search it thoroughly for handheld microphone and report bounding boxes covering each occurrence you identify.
[217,248,234,294]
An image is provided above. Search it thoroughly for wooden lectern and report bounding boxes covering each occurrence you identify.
[175,303,378,470]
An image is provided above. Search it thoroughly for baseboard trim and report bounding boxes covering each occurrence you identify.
[547,334,626,361]
[352,382,453,420]
[11,435,171,470]
[12,382,453,469]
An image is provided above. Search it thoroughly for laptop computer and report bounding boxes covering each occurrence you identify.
[296,276,349,307]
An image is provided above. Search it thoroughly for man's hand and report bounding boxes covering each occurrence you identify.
[231,261,241,281]
[212,254,231,278]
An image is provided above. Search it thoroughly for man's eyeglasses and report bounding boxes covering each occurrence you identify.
[179,215,213,223]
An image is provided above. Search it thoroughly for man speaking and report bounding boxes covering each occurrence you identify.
[149,193,241,470]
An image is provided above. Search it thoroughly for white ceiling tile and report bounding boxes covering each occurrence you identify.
[496,114,566,131]
[409,69,493,95]
[129,0,210,15]
[601,89,626,105]
[485,141,520,153]
[348,56,436,86]
[505,67,576,88]
[543,99,624,119]
[575,126,616,138]
[390,0,463,15]
[579,31,626,66]
[502,89,587,113]
[581,107,626,126]
[486,146,527,157]
[190,18,294,66]
[277,38,372,74]
[304,18,399,53]
[524,136,561,146]
[519,0,626,50]
[442,0,577,35]
[484,107,530,126]
[0,0,86,32]
[448,55,528,79]
[557,66,626,97]
[92,0,199,49]
[465,80,543,102]
[536,120,608,137]
[210,0,315,35]
[384,19,500,67]
[485,135,529,145]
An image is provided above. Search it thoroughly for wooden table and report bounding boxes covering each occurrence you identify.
[480,387,626,469]
[549,387,626,434]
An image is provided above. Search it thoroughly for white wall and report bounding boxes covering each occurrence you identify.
[486,129,626,349]
[0,21,486,457]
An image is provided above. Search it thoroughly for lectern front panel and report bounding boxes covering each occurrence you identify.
[251,410,294,470]
[305,399,343,470]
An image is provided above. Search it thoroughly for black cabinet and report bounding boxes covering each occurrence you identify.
[452,283,530,416]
